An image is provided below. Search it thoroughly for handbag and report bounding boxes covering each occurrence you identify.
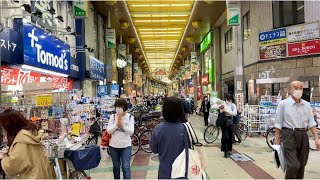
[185,122,208,170]
[216,112,226,127]
[101,131,111,147]
[171,123,206,179]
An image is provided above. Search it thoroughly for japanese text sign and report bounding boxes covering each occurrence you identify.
[287,22,320,43]
[89,56,105,81]
[259,28,286,46]
[288,39,320,57]
[36,94,52,107]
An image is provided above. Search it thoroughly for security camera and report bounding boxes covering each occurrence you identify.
[48,7,56,15]
[22,4,31,13]
[66,26,71,32]
[13,0,19,3]
[56,16,64,22]
[33,10,43,18]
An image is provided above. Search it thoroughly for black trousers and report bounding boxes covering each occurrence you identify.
[281,129,309,179]
[232,123,242,143]
[221,124,233,152]
[204,112,209,126]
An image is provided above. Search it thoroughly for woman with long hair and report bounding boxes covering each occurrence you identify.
[0,109,52,179]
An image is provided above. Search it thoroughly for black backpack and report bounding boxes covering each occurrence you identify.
[89,121,101,135]
[183,100,190,113]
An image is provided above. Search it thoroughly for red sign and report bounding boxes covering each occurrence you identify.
[288,39,320,57]
[155,69,166,76]
[1,66,19,85]
[201,74,209,85]
[46,75,73,90]
[1,66,41,85]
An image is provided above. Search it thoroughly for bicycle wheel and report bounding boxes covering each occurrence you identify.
[266,127,276,149]
[308,130,317,150]
[140,130,152,153]
[204,125,219,143]
[131,133,140,156]
[238,123,249,141]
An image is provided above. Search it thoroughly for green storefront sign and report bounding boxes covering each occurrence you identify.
[200,31,213,53]
[74,0,88,17]
[227,8,240,26]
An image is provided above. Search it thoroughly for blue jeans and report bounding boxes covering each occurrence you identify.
[109,146,132,179]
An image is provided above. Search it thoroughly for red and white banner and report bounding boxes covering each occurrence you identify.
[288,39,320,57]
[1,66,41,85]
[46,75,73,90]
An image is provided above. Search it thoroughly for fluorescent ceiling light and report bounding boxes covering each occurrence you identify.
[21,65,68,77]
[135,19,186,23]
[131,4,191,7]
[143,40,179,42]
[141,34,180,37]
[140,31,182,34]
[139,28,183,31]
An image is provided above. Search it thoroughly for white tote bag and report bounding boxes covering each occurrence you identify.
[185,122,208,170]
[171,123,206,179]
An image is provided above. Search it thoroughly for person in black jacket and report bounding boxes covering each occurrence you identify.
[200,96,210,126]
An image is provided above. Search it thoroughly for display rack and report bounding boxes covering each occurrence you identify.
[98,97,116,130]
[243,105,260,135]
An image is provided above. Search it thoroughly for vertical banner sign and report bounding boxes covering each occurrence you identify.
[118,44,126,59]
[106,29,116,48]
[126,54,133,82]
[227,8,240,26]
[89,56,105,81]
[236,93,244,113]
[191,52,198,73]
[74,0,88,17]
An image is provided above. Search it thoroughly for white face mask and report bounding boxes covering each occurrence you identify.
[116,107,124,114]
[226,100,232,104]
[292,90,303,99]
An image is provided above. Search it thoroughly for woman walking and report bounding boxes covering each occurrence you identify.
[201,96,211,126]
[0,109,52,179]
[150,97,189,179]
[107,98,135,179]
[218,94,237,158]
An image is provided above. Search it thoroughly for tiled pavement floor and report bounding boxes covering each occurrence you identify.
[89,115,320,179]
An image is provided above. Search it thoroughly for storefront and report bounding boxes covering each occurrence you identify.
[199,31,214,95]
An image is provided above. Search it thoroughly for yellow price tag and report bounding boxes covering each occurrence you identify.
[36,95,52,107]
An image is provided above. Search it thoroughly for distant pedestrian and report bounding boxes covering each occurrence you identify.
[150,97,189,179]
[182,96,191,122]
[275,81,320,179]
[200,96,210,126]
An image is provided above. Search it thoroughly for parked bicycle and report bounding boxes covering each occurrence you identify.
[204,112,248,144]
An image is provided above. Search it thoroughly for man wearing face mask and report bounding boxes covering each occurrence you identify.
[201,96,211,126]
[275,81,320,179]
[107,98,135,179]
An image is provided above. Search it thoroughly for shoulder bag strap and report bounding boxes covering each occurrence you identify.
[183,123,191,178]
[186,122,200,144]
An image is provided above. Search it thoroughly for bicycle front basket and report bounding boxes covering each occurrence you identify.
[64,145,101,171]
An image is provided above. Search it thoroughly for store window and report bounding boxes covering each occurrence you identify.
[243,12,251,41]
[272,1,304,29]
[225,28,233,53]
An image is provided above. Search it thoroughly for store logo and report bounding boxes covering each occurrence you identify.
[28,29,68,71]
[191,165,200,176]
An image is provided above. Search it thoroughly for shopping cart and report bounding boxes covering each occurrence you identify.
[64,145,101,179]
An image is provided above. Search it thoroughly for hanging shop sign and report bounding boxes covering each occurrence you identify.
[31,0,54,29]
[287,22,320,43]
[23,21,71,74]
[89,56,105,81]
[201,74,209,85]
[236,93,244,113]
[126,53,133,82]
[155,68,167,76]
[36,94,53,107]
[106,29,116,48]
[111,84,119,96]
[259,28,286,47]
[227,8,240,26]
[200,31,213,53]
[74,0,88,17]
[259,44,287,60]
[133,63,139,73]
[69,57,81,78]
[46,75,73,90]
[97,85,108,98]
[288,39,320,57]
[0,66,41,86]
[0,28,21,64]
[118,44,126,59]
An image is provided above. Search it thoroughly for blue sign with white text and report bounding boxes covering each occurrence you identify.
[23,22,71,74]
[111,84,119,96]
[259,28,286,42]
[0,28,22,64]
[89,56,105,81]
[97,85,108,98]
